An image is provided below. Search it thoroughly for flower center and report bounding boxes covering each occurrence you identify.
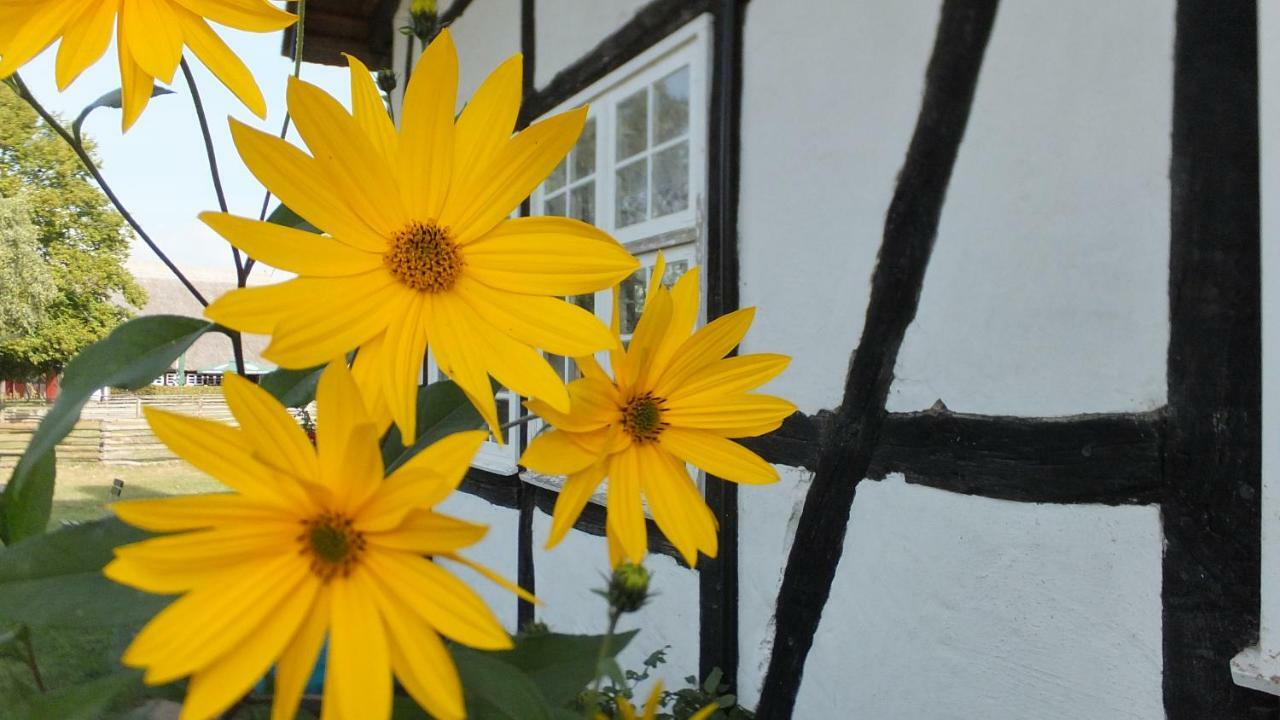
[298,512,366,581]
[383,220,463,292]
[621,393,667,442]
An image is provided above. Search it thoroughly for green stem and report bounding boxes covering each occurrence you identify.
[9,73,209,307]
[592,608,623,696]
[18,626,45,693]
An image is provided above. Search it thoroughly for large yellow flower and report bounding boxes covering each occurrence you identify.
[204,30,638,440]
[0,0,295,129]
[105,362,524,720]
[520,255,796,567]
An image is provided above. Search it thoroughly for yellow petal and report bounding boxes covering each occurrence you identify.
[316,361,383,510]
[352,332,393,432]
[123,0,181,83]
[272,588,331,720]
[263,274,410,368]
[228,118,389,252]
[663,393,797,434]
[398,29,457,220]
[639,443,716,566]
[643,268,700,387]
[459,302,571,413]
[424,293,501,436]
[202,277,310,334]
[364,551,510,650]
[364,572,465,720]
[174,6,266,117]
[445,106,588,245]
[0,0,87,79]
[180,577,319,720]
[545,459,606,548]
[223,372,319,480]
[380,293,428,441]
[653,307,757,398]
[624,286,674,389]
[111,493,283,532]
[690,704,720,720]
[452,53,521,194]
[115,19,153,131]
[200,211,382,277]
[606,448,647,564]
[658,426,779,485]
[366,510,487,554]
[462,216,638,295]
[344,52,397,165]
[664,353,791,405]
[520,428,600,475]
[123,554,307,683]
[643,682,664,717]
[524,376,620,433]
[287,76,406,234]
[362,431,487,530]
[443,553,539,606]
[55,0,116,89]
[107,525,297,594]
[454,275,617,356]
[141,407,306,507]
[326,570,392,720]
[171,0,295,31]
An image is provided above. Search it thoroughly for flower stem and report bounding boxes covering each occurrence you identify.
[593,608,622,695]
[498,413,538,433]
[18,626,45,693]
[9,73,208,307]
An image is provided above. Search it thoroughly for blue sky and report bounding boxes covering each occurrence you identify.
[18,21,352,283]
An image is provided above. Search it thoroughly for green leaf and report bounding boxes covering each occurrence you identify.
[267,203,321,234]
[501,631,638,708]
[259,364,324,407]
[382,379,485,473]
[4,670,141,720]
[1,316,212,544]
[453,646,555,720]
[0,517,162,629]
[71,86,173,139]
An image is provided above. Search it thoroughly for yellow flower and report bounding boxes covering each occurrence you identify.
[203,30,638,440]
[520,254,796,567]
[0,0,295,130]
[105,362,526,720]
[598,682,718,720]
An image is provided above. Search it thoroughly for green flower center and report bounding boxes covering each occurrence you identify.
[299,512,365,581]
[621,393,667,442]
[384,220,463,292]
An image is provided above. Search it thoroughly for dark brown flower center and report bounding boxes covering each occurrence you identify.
[299,512,365,581]
[621,393,667,442]
[384,220,463,292]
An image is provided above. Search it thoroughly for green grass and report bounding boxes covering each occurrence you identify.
[1,460,221,716]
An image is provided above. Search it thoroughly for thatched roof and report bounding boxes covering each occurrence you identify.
[133,271,272,373]
[283,0,400,68]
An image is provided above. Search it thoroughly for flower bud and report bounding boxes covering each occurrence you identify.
[376,69,397,94]
[408,0,438,42]
[607,562,650,615]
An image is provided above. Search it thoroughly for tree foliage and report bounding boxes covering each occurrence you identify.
[0,85,145,379]
[0,194,54,342]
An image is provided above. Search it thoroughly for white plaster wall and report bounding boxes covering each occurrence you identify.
[531,508,700,694]
[437,492,521,631]
[888,0,1172,416]
[532,0,651,88]
[738,472,1165,719]
[737,0,941,415]
[445,0,522,103]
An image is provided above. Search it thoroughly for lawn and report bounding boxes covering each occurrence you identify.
[1,460,222,717]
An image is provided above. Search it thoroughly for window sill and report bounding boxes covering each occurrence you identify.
[1230,646,1280,696]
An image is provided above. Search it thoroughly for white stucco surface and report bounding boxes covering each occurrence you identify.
[532,0,651,88]
[447,0,522,102]
[738,472,1164,718]
[889,0,1172,416]
[531,508,700,695]
[737,0,941,415]
[436,492,521,631]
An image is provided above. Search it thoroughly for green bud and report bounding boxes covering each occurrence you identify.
[407,0,438,42]
[607,562,651,615]
[376,69,397,94]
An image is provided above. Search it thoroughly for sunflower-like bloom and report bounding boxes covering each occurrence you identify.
[598,682,717,720]
[105,362,524,720]
[203,31,638,440]
[0,0,295,130]
[520,255,796,567]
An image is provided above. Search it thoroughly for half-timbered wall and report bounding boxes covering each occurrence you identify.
[377,1,1270,717]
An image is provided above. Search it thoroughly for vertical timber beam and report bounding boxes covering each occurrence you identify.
[754,2,999,716]
[515,0,538,628]
[1164,2,1270,717]
[700,0,746,689]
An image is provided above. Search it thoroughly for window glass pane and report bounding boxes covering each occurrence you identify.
[616,89,648,160]
[493,393,512,442]
[546,159,567,192]
[544,193,566,216]
[570,182,595,224]
[654,66,690,144]
[571,117,596,181]
[651,141,689,217]
[662,259,689,288]
[618,268,647,336]
[615,159,648,227]
[572,293,596,315]
[546,353,568,381]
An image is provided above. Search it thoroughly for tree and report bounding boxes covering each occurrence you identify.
[0,84,145,380]
[0,194,54,343]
